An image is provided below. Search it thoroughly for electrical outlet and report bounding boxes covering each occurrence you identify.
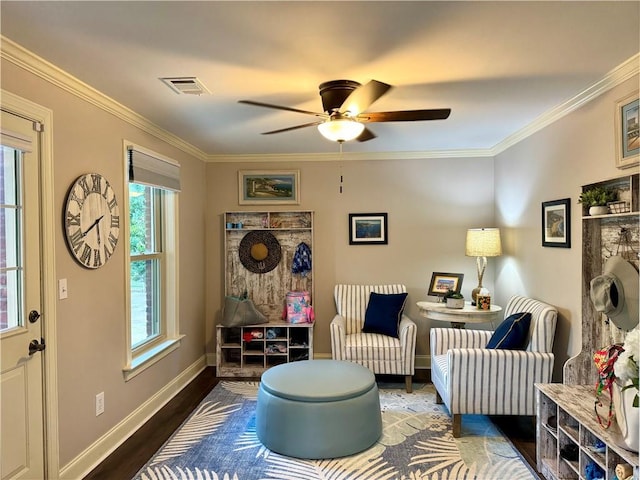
[96,392,104,416]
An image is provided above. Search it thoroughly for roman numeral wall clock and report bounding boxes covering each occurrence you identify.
[64,173,120,269]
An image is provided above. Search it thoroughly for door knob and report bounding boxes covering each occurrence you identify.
[28,338,46,356]
[28,310,41,323]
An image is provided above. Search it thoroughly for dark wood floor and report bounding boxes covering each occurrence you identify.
[83,367,220,480]
[83,367,539,479]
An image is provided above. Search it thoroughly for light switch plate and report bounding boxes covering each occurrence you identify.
[96,392,104,416]
[58,279,68,299]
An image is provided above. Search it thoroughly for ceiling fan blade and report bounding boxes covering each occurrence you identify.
[357,108,451,123]
[239,100,326,118]
[356,127,377,142]
[340,80,391,116]
[261,121,325,135]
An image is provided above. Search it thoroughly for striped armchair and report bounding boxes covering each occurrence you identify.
[330,284,417,392]
[430,295,557,437]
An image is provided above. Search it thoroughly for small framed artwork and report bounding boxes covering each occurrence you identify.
[348,213,388,245]
[542,198,571,248]
[615,91,639,169]
[238,170,300,205]
[428,272,464,297]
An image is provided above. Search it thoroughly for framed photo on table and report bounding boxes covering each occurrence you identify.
[542,198,571,248]
[428,272,464,297]
[615,91,639,169]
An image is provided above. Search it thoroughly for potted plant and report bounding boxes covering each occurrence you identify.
[444,289,465,309]
[578,186,617,215]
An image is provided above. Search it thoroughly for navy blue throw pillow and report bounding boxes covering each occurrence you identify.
[486,312,532,349]
[362,292,408,338]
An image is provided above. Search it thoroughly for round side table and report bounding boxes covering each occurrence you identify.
[416,301,502,329]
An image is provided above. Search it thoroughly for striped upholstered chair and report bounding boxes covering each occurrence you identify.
[430,295,557,437]
[330,284,417,392]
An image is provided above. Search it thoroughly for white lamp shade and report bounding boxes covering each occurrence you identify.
[317,119,365,142]
[465,228,502,257]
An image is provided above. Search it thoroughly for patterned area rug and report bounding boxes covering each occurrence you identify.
[133,382,538,480]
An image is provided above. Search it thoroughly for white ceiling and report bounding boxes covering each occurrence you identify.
[1,1,639,158]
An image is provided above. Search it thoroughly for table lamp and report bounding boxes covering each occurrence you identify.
[465,228,502,305]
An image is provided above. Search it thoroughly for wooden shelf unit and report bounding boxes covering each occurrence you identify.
[218,210,315,377]
[216,322,314,377]
[565,172,639,386]
[223,210,314,320]
[536,383,638,480]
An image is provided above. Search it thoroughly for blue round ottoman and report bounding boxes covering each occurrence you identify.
[256,360,382,459]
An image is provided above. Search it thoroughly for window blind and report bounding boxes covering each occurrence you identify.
[127,145,181,192]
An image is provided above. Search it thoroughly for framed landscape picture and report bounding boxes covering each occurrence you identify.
[238,170,300,205]
[427,272,464,297]
[615,91,639,169]
[542,198,571,248]
[349,213,388,245]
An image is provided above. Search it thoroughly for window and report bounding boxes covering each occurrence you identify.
[0,147,22,333]
[124,142,181,380]
[129,183,162,348]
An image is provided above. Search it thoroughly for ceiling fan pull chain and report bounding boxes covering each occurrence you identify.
[338,147,343,194]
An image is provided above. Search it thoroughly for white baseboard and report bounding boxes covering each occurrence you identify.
[416,354,430,369]
[59,355,207,479]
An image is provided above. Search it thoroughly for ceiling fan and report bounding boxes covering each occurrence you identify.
[239,79,451,142]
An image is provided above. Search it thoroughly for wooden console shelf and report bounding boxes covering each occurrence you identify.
[536,383,638,480]
[216,322,314,377]
[565,173,639,386]
[224,210,314,320]
[218,210,315,377]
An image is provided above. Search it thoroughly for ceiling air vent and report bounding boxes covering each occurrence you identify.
[160,77,211,95]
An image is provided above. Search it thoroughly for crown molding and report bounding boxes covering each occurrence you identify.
[204,148,494,163]
[2,35,637,163]
[492,53,640,156]
[0,36,209,162]
[0,35,492,163]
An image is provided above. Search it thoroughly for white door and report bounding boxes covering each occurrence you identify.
[0,110,45,480]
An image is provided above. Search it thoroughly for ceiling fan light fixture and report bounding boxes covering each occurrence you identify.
[317,119,365,142]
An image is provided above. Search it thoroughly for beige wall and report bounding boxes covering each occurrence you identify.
[2,59,207,465]
[206,157,496,361]
[494,77,640,380]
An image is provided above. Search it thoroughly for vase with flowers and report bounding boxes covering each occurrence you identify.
[612,327,639,452]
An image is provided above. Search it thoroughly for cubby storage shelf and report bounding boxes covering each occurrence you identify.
[216,322,314,377]
[536,383,639,480]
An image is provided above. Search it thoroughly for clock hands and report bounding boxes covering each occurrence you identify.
[82,215,104,237]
